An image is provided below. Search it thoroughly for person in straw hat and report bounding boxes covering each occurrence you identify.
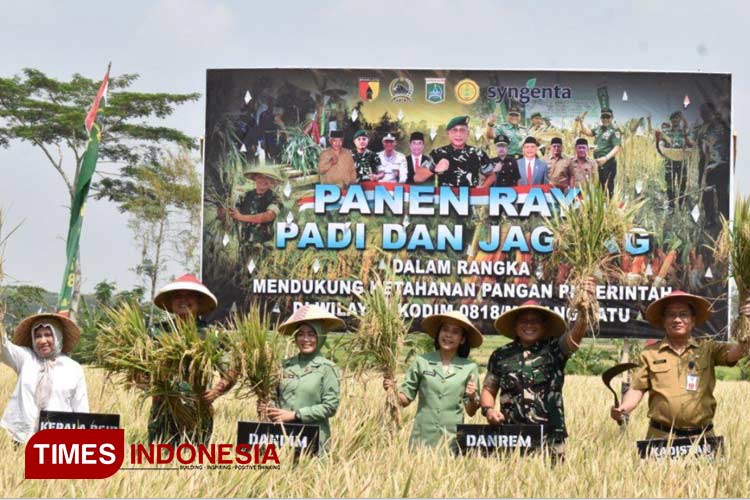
[1,311,88,444]
[611,291,750,439]
[382,310,483,452]
[218,164,282,256]
[480,279,597,461]
[147,274,236,445]
[258,304,344,453]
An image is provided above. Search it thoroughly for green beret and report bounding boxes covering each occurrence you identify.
[353,130,368,139]
[446,115,469,130]
[530,112,542,119]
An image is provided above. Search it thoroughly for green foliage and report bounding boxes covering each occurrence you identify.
[281,127,319,174]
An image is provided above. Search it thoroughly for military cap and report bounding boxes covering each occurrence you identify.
[600,107,614,117]
[507,104,522,116]
[494,134,510,145]
[522,136,539,146]
[669,111,683,120]
[550,137,563,145]
[446,115,470,130]
[530,112,543,119]
[409,131,425,142]
[575,137,589,146]
[353,129,368,139]
[382,132,397,142]
[329,130,344,139]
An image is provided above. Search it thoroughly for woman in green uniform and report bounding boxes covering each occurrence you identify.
[383,310,483,451]
[262,304,343,453]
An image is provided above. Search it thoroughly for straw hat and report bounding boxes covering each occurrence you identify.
[421,310,483,348]
[243,164,283,183]
[154,274,218,315]
[278,304,345,336]
[645,290,712,328]
[13,312,81,354]
[494,300,567,339]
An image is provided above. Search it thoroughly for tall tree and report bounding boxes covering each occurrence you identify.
[97,146,202,301]
[0,68,200,315]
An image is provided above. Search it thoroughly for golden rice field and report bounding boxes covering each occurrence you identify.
[1,362,750,498]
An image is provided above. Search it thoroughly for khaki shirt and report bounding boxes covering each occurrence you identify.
[630,337,736,429]
[568,157,599,188]
[318,148,356,187]
[546,155,570,189]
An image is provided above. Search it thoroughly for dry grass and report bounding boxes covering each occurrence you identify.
[1,363,749,497]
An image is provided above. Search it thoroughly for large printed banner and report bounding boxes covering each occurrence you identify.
[202,69,731,338]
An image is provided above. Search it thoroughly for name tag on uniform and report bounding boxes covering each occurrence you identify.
[686,374,699,391]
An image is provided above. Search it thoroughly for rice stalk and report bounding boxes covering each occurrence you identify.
[349,270,412,428]
[95,302,153,390]
[714,195,750,345]
[546,181,644,331]
[224,304,284,420]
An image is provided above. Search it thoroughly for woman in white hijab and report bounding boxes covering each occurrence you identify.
[1,312,89,444]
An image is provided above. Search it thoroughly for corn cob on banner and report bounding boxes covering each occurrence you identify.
[202,69,732,339]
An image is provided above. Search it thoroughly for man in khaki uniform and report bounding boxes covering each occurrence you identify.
[567,138,599,189]
[611,291,750,438]
[318,130,356,187]
[546,137,569,189]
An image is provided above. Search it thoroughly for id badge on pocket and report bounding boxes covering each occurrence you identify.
[686,374,699,391]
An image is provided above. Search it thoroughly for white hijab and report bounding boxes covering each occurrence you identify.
[31,321,63,411]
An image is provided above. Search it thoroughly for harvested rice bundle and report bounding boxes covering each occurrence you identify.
[224,305,284,420]
[546,181,644,331]
[714,195,750,345]
[349,272,412,428]
[95,302,152,390]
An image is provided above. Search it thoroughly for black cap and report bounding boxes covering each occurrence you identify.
[494,134,510,145]
[522,136,538,146]
[575,138,589,146]
[410,132,425,142]
[330,130,344,139]
[550,137,563,145]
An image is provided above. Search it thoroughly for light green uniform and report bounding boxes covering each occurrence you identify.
[399,351,481,450]
[277,353,340,451]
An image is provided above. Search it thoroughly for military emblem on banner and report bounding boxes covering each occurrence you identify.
[359,78,380,101]
[425,78,446,104]
[389,77,414,102]
[455,78,480,104]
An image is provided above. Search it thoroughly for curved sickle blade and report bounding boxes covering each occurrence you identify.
[601,363,639,407]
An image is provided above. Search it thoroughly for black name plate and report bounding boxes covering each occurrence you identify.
[457,424,544,455]
[237,421,319,455]
[38,411,120,430]
[637,436,724,459]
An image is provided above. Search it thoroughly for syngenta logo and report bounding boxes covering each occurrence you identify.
[487,83,572,104]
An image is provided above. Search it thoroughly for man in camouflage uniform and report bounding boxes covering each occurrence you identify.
[481,280,596,461]
[351,129,383,182]
[656,111,694,210]
[481,134,520,187]
[486,105,527,159]
[693,102,730,228]
[147,275,236,446]
[220,165,282,261]
[577,107,622,195]
[415,115,492,187]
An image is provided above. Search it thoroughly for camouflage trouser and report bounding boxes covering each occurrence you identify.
[147,398,214,447]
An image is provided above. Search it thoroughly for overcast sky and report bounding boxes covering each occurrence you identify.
[1,0,748,294]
